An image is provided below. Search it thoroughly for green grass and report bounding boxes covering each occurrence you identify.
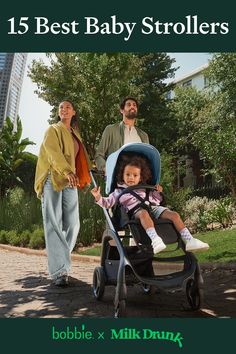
[193,228,236,264]
[79,246,102,256]
[78,228,236,264]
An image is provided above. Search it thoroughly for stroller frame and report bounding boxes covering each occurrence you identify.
[91,144,204,317]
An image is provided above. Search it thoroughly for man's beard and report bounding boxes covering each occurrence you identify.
[126,111,137,119]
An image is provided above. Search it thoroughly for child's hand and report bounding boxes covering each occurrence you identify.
[91,186,102,201]
[155,184,163,193]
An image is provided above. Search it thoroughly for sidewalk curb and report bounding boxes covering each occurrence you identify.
[0,244,100,263]
[1,243,236,270]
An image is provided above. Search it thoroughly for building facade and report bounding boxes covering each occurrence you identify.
[0,53,27,129]
[168,63,209,100]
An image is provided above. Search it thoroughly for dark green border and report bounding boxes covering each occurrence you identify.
[1,1,235,354]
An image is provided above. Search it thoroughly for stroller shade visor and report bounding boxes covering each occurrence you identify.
[105,143,161,194]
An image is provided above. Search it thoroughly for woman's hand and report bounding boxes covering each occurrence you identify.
[91,186,101,201]
[155,184,163,193]
[67,172,80,188]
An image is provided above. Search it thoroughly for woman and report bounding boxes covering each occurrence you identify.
[35,100,91,286]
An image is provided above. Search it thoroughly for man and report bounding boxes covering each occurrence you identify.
[95,97,149,171]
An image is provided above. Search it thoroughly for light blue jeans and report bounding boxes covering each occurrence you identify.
[41,176,80,279]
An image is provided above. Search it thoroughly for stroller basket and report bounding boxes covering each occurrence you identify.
[104,244,154,283]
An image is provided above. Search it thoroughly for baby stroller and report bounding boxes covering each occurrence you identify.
[91,143,203,317]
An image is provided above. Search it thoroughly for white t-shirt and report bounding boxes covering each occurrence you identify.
[123,125,142,144]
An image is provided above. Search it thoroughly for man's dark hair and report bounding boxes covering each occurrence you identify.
[119,97,139,110]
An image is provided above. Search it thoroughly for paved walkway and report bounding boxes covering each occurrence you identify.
[0,245,236,318]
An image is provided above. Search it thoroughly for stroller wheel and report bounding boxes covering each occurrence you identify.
[114,300,126,318]
[186,279,203,310]
[93,267,105,300]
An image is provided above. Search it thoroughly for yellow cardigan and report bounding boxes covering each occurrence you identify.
[35,121,91,199]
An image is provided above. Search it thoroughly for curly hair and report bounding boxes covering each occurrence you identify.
[116,153,152,185]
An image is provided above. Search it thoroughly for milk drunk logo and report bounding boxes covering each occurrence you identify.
[7,15,229,41]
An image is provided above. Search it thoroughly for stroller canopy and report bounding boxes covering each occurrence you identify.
[105,143,161,194]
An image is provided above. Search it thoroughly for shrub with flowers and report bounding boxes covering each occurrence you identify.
[184,195,235,233]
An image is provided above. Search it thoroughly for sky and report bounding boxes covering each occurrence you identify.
[19,52,212,155]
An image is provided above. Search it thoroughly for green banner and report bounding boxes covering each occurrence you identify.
[0,0,235,51]
[1,318,234,354]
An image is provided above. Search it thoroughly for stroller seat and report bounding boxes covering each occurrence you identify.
[128,218,180,246]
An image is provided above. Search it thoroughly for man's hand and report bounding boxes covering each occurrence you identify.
[67,172,80,188]
[91,186,102,201]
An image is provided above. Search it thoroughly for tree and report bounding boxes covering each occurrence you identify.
[29,53,142,157]
[193,92,236,198]
[170,53,236,197]
[15,152,38,194]
[29,52,178,157]
[170,86,209,156]
[194,53,236,197]
[135,53,177,150]
[207,53,236,105]
[0,116,35,196]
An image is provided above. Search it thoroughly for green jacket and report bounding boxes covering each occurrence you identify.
[35,121,91,199]
[95,121,149,171]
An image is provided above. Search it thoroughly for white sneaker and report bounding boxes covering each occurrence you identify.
[185,238,209,252]
[151,237,166,254]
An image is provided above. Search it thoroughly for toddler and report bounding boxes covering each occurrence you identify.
[91,154,209,254]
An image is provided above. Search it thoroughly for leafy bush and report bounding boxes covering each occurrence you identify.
[19,230,31,247]
[4,230,19,246]
[207,197,235,228]
[77,177,105,246]
[0,228,44,249]
[159,151,176,197]
[3,229,32,247]
[8,187,25,206]
[28,228,45,249]
[184,196,215,233]
[0,187,43,233]
[184,195,236,233]
[0,230,8,244]
[167,187,192,218]
[159,151,192,217]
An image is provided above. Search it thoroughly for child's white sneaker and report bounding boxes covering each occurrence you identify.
[185,238,209,252]
[151,237,166,254]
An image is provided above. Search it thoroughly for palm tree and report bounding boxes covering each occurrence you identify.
[0,116,35,197]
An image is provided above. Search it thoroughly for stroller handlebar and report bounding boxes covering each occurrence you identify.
[90,168,104,175]
[90,169,106,188]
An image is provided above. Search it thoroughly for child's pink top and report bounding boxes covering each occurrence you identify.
[96,183,162,211]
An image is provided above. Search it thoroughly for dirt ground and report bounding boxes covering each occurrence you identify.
[0,246,236,318]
